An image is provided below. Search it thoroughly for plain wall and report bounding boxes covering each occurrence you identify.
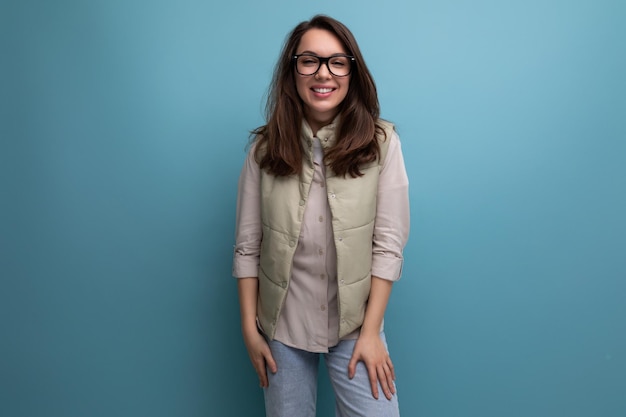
[1,0,625,416]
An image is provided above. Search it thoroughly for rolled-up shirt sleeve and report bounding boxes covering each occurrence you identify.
[371,130,410,281]
[232,147,262,278]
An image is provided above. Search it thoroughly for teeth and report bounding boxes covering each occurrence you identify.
[313,88,333,93]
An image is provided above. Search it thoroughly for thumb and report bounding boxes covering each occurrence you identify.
[347,352,358,379]
[265,350,278,374]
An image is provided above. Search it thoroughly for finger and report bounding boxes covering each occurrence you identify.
[367,365,379,400]
[383,362,396,396]
[254,358,268,388]
[377,365,392,400]
[383,357,396,394]
[347,354,358,379]
[265,350,278,374]
[386,356,396,381]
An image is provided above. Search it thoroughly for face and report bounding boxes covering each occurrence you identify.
[295,28,351,133]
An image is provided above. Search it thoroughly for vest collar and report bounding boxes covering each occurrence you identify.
[301,116,340,166]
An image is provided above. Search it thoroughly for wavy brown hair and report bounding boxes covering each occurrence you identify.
[252,15,386,178]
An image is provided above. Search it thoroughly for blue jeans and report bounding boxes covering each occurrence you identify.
[263,332,400,417]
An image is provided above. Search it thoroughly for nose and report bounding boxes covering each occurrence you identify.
[315,61,332,79]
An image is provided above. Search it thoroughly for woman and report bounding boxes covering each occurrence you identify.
[233,15,409,417]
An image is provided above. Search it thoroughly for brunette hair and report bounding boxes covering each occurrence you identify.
[252,15,385,178]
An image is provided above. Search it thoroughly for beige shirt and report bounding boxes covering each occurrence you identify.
[233,128,410,353]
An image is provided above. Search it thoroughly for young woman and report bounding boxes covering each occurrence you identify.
[233,15,409,417]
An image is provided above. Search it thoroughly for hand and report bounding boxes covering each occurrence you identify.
[348,332,396,400]
[243,328,277,388]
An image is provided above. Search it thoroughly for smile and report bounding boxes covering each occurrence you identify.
[312,87,335,93]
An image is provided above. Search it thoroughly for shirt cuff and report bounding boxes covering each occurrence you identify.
[371,254,404,282]
[232,254,259,278]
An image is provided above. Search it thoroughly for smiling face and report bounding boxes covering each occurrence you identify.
[295,28,351,134]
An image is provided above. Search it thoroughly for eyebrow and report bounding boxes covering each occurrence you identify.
[297,50,348,56]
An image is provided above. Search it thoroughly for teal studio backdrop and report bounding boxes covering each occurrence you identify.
[1,0,625,416]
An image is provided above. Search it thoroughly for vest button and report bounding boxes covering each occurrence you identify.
[299,199,305,206]
[281,281,287,288]
[289,240,296,247]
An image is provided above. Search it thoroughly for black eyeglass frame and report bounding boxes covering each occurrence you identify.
[292,54,356,77]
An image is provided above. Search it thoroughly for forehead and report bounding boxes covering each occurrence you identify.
[296,28,346,55]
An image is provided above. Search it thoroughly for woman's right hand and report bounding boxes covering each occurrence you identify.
[237,278,276,387]
[243,327,277,388]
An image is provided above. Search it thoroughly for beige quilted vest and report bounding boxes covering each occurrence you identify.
[257,119,394,339]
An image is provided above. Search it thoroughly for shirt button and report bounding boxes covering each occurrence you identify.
[338,237,343,242]
[340,279,345,285]
[318,248,324,256]
[320,274,326,280]
[330,193,336,198]
[318,216,324,222]
[321,305,326,311]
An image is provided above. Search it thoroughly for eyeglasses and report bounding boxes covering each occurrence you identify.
[293,54,355,77]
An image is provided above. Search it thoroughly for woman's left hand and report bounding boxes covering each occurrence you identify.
[348,332,396,400]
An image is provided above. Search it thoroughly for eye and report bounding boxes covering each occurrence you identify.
[298,55,319,66]
[330,57,348,67]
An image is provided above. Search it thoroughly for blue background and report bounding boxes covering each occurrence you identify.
[2,0,625,416]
